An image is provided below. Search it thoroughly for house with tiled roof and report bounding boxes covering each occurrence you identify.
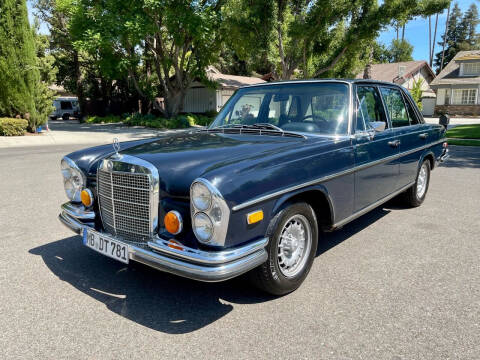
[356,60,437,115]
[182,66,265,113]
[430,50,480,116]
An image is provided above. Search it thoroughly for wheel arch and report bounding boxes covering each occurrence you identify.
[420,150,435,170]
[271,185,334,230]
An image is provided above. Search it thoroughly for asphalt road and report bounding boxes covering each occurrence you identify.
[1,144,479,359]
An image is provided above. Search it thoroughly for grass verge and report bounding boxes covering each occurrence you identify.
[446,124,480,139]
[447,139,480,146]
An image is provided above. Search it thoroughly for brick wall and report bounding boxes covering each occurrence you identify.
[434,105,480,116]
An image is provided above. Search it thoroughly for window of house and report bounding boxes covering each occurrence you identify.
[380,87,410,128]
[463,62,480,75]
[452,89,477,105]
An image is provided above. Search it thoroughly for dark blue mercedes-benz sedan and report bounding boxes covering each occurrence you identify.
[59,80,449,295]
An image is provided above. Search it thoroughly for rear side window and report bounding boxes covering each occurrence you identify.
[379,87,409,128]
[403,94,421,125]
[356,86,387,131]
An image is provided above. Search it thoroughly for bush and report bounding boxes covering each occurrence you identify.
[0,118,29,136]
[86,115,123,124]
[83,113,214,129]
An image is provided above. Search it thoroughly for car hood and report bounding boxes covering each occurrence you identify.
[120,131,321,197]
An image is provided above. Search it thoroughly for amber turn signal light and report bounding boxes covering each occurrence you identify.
[247,210,263,225]
[164,210,183,235]
[81,189,94,207]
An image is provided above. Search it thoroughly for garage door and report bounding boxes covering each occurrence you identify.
[422,98,436,116]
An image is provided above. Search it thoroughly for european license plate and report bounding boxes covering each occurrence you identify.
[83,229,129,264]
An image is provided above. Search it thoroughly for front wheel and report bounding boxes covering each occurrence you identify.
[250,202,318,295]
[401,159,431,207]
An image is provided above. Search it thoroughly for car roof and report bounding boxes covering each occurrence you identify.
[242,79,402,88]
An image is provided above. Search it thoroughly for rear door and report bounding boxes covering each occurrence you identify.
[379,86,429,187]
[354,85,400,211]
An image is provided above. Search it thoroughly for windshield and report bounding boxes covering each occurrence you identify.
[210,82,350,135]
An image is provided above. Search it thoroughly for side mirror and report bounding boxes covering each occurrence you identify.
[370,121,386,132]
[439,114,450,128]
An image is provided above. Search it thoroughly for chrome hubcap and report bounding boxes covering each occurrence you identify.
[277,215,312,278]
[416,164,428,198]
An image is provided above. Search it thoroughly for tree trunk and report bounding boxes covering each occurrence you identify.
[73,50,86,121]
[401,24,405,41]
[277,24,290,80]
[440,5,451,72]
[431,13,439,67]
[314,46,348,77]
[164,89,186,118]
[428,16,432,66]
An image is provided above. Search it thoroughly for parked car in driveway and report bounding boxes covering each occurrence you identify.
[50,97,79,120]
[58,80,449,295]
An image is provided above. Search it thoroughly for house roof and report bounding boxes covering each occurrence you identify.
[430,50,480,86]
[355,61,435,85]
[206,66,265,89]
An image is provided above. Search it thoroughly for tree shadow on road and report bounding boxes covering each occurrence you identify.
[439,145,480,169]
[30,206,392,334]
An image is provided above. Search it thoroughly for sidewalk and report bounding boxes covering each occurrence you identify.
[0,120,175,149]
[424,117,480,128]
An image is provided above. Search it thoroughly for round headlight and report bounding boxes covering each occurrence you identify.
[193,212,214,242]
[191,181,211,211]
[61,158,85,202]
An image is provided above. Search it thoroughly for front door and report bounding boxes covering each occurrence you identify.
[354,85,400,211]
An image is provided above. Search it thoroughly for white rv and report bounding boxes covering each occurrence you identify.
[50,97,79,120]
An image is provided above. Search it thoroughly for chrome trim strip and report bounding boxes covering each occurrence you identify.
[147,237,268,265]
[61,202,96,221]
[232,138,445,211]
[332,181,415,229]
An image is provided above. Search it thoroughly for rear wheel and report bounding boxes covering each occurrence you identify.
[250,202,318,295]
[401,159,431,207]
[62,113,70,121]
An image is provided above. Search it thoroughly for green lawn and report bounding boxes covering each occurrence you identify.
[446,124,480,139]
[447,138,480,146]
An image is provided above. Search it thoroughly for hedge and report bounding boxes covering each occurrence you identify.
[0,118,29,136]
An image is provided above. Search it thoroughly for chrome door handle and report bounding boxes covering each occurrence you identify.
[388,140,401,148]
[419,133,429,139]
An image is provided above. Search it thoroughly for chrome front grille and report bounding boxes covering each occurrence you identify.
[97,156,159,243]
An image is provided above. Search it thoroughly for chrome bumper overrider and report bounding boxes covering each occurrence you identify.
[439,148,449,163]
[58,203,268,282]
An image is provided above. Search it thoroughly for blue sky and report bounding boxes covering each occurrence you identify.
[28,0,477,63]
[378,0,479,62]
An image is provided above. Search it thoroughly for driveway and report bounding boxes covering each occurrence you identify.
[0,144,479,359]
[0,120,174,149]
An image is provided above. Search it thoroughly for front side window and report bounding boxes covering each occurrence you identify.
[380,87,410,128]
[211,83,350,135]
[356,86,387,131]
[452,89,477,105]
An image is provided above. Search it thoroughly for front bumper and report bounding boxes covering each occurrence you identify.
[59,203,268,282]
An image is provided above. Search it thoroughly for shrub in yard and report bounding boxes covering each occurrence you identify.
[0,118,29,136]
[86,115,122,124]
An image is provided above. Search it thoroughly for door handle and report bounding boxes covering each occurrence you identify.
[419,133,429,139]
[388,140,401,148]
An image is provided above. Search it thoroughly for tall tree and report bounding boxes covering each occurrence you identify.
[67,0,223,118]
[0,0,38,119]
[434,2,479,71]
[387,39,414,62]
